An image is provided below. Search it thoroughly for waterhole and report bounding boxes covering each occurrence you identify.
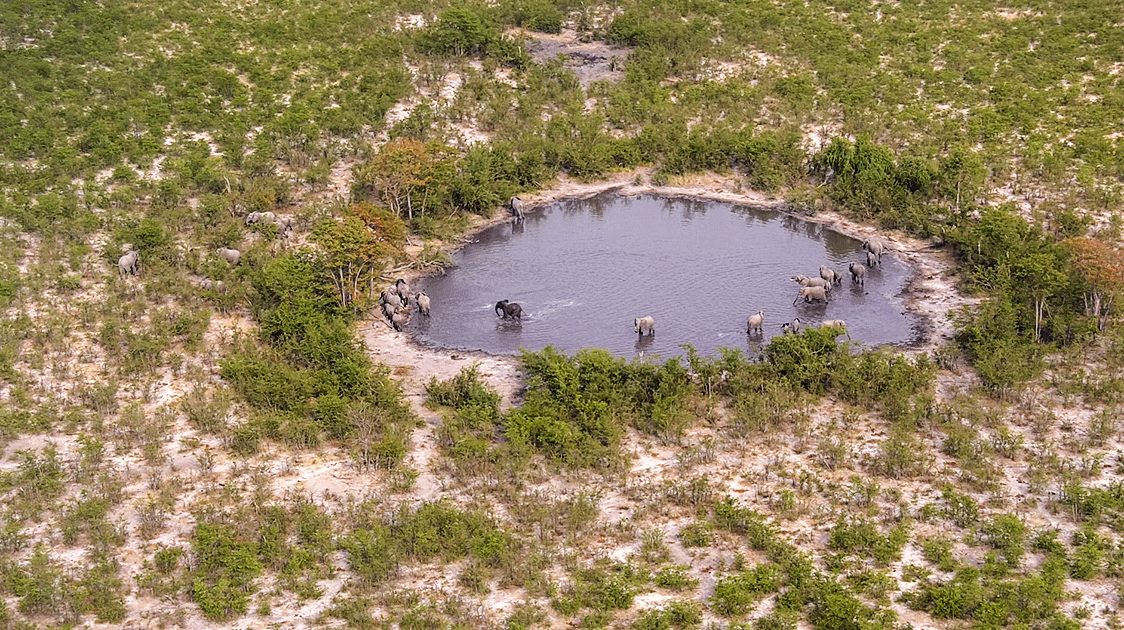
[410,193,922,359]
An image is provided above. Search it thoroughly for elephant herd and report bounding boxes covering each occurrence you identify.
[112,210,296,296]
[747,238,888,339]
[381,278,431,331]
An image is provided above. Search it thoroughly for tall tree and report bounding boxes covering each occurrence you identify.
[1064,238,1124,332]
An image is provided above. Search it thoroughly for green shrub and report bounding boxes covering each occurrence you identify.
[189,521,262,620]
[710,564,781,616]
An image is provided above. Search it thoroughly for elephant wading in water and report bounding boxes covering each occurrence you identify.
[746,311,765,335]
[509,196,525,222]
[495,300,523,320]
[782,317,803,334]
[820,319,850,339]
[794,286,827,305]
[863,239,886,264]
[634,316,655,336]
[415,292,431,317]
[820,266,842,286]
[849,262,866,287]
[118,250,140,277]
[792,274,831,290]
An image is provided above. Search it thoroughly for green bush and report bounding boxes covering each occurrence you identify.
[189,521,262,620]
[710,565,781,616]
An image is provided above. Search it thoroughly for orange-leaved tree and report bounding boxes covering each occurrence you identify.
[311,204,407,311]
[352,139,452,221]
[1064,237,1124,332]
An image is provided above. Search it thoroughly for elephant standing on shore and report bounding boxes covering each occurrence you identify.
[118,250,139,277]
[495,300,523,320]
[634,316,655,336]
[510,196,525,221]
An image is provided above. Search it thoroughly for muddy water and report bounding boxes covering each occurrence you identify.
[411,193,920,360]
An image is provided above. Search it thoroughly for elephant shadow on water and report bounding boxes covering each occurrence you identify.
[634,333,655,353]
[511,219,524,234]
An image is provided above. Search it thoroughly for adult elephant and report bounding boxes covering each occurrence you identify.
[416,292,431,317]
[862,239,886,263]
[634,315,656,336]
[793,285,827,304]
[792,274,831,290]
[216,247,241,265]
[118,250,140,277]
[848,262,866,286]
[495,299,523,320]
[509,196,525,221]
[820,266,842,286]
[746,311,764,335]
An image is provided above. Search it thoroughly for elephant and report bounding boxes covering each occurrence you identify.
[382,288,402,309]
[216,247,241,265]
[820,319,850,339]
[245,211,277,227]
[495,299,523,320]
[272,216,294,235]
[793,285,828,305]
[820,266,842,286]
[746,310,765,335]
[792,275,831,290]
[118,250,140,277]
[862,239,886,263]
[849,262,866,286]
[634,315,656,336]
[416,292,431,317]
[866,250,880,268]
[510,196,525,221]
[390,306,410,332]
[395,278,410,301]
[782,317,803,334]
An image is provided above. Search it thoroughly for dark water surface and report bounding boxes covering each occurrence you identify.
[411,193,920,360]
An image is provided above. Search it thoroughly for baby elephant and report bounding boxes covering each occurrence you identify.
[866,250,880,268]
[793,286,827,305]
[782,317,803,334]
[495,299,523,320]
[849,262,866,286]
[634,315,656,336]
[746,311,765,335]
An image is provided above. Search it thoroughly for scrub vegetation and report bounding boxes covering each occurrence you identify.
[1,0,1123,628]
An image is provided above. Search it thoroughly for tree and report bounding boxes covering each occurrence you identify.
[311,211,392,311]
[1064,237,1124,332]
[352,139,450,221]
